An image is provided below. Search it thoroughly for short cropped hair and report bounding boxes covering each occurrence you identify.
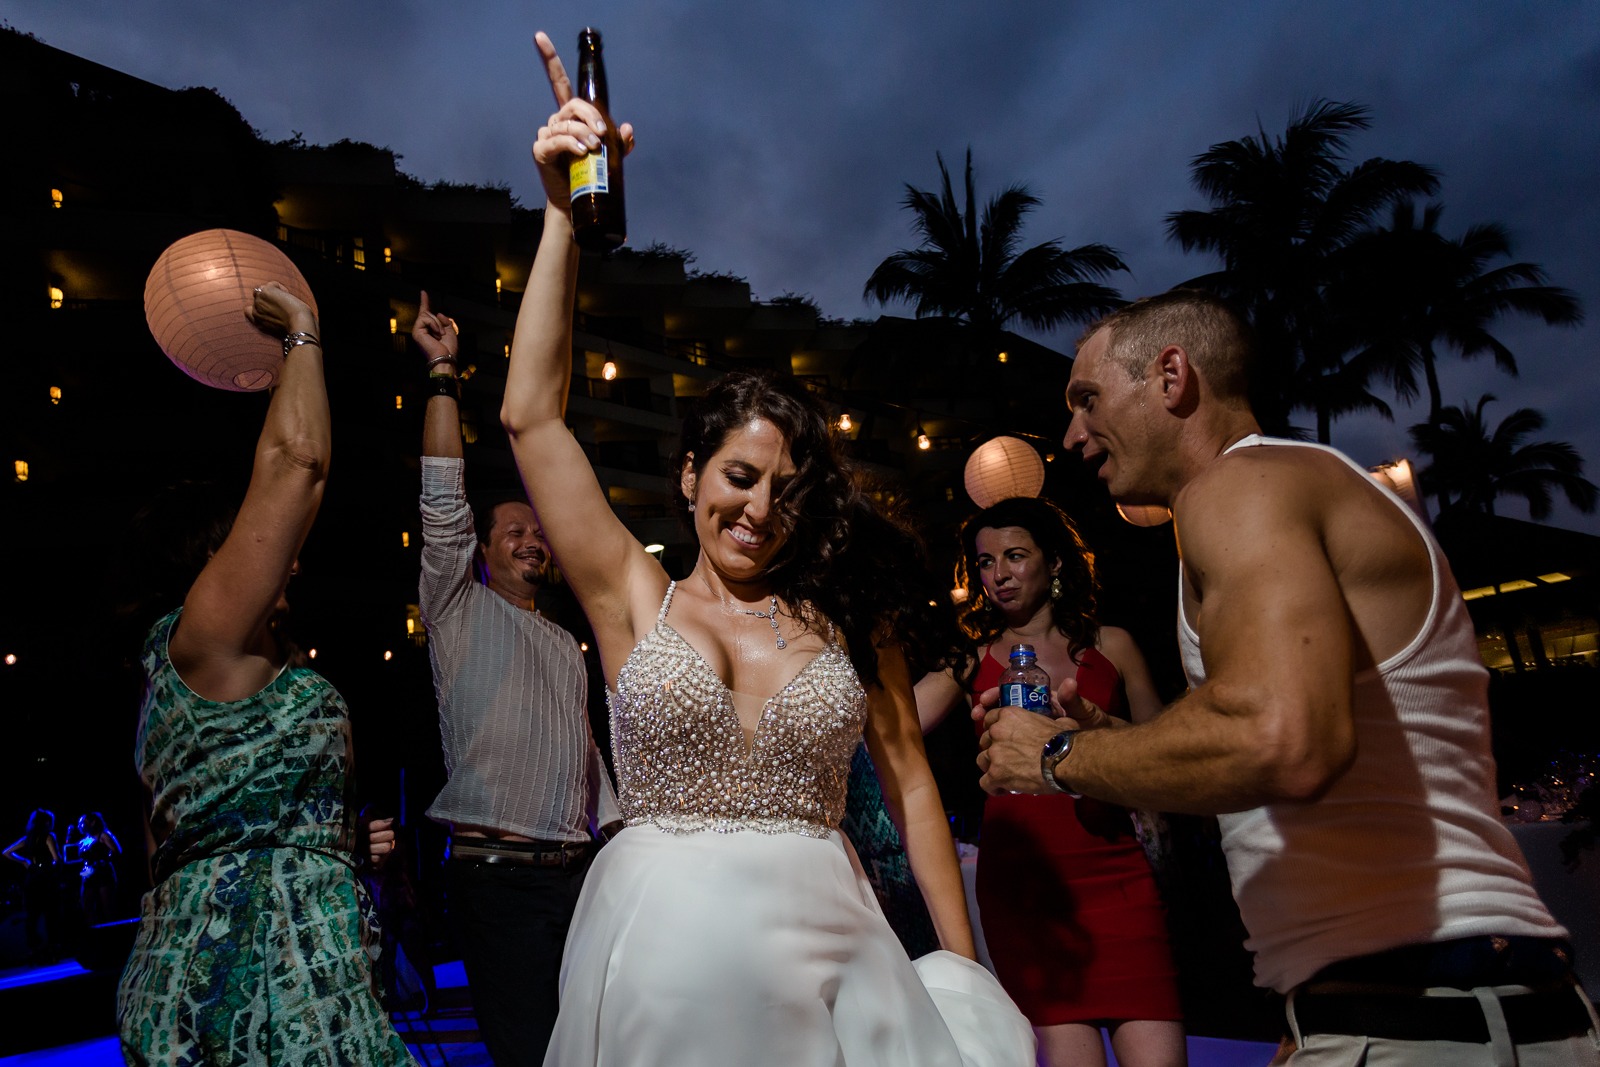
[1080,288,1254,402]
[471,494,531,546]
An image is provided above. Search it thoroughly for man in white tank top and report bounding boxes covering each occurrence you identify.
[977,290,1598,1063]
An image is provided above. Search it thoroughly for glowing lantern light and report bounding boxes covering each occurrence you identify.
[915,425,931,451]
[1116,504,1173,527]
[3,654,15,666]
[144,229,318,391]
[837,412,853,433]
[963,437,1045,508]
[383,650,393,661]
[602,360,618,381]
[308,648,318,659]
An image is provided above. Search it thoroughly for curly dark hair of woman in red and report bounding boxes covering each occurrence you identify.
[956,496,1100,657]
[670,372,964,686]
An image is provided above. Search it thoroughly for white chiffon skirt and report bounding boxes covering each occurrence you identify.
[544,825,1034,1066]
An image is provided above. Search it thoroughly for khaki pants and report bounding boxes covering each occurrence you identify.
[1286,982,1600,1067]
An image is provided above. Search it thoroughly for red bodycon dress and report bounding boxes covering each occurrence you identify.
[974,647,1182,1025]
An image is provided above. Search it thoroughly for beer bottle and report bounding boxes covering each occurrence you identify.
[569,28,627,252]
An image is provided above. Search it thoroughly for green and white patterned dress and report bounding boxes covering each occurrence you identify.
[117,609,413,1065]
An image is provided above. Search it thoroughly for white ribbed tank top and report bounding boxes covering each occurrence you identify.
[1178,435,1560,992]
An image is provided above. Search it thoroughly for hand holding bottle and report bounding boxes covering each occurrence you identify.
[532,30,634,240]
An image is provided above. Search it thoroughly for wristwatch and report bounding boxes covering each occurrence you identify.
[1041,730,1082,797]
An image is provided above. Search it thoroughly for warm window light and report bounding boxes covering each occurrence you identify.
[1539,572,1572,584]
[460,364,477,381]
[495,276,502,295]
[49,386,61,405]
[351,236,366,271]
[1498,579,1537,593]
[1044,453,1055,463]
[389,316,399,335]
[915,426,931,451]
[406,618,417,635]
[383,650,394,661]
[401,532,410,548]
[383,246,392,264]
[50,188,63,208]
[504,343,511,359]
[1462,586,1496,601]
[13,460,28,483]
[48,286,63,309]
[395,395,403,410]
[602,360,618,381]
[997,351,1009,364]
[837,413,853,433]
[308,648,318,659]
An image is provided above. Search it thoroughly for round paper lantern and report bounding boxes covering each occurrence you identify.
[964,436,1046,509]
[1115,503,1174,527]
[144,229,318,392]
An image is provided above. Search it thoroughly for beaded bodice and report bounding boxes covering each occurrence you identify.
[609,582,867,838]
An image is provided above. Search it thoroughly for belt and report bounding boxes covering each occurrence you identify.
[446,837,593,868]
[1311,935,1575,989]
[1295,986,1592,1044]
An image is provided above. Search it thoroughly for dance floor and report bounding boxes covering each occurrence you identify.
[0,956,1278,1066]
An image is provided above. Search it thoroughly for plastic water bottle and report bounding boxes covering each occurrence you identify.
[998,644,1051,715]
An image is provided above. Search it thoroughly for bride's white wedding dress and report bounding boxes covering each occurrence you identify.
[543,583,1033,1066]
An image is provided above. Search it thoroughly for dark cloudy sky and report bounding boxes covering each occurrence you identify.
[9,0,1599,532]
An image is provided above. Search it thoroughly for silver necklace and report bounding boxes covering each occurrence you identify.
[702,573,786,649]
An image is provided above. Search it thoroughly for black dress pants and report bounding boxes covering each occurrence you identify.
[446,851,593,1067]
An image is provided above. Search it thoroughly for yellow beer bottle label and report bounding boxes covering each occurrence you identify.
[569,145,610,199]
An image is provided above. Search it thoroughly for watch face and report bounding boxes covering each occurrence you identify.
[1043,731,1074,760]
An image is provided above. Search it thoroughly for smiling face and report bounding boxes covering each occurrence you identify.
[682,417,796,586]
[1065,327,1166,503]
[481,502,553,591]
[974,526,1059,621]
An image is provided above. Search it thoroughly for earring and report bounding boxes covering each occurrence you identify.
[687,503,695,513]
[1050,576,1062,600]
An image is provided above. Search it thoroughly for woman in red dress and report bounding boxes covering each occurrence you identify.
[920,497,1185,1067]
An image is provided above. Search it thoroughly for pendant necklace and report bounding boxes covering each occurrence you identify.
[702,572,786,649]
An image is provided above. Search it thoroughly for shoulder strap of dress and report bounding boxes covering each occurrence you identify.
[657,581,677,625]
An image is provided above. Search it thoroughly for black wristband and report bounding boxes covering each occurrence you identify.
[425,374,461,402]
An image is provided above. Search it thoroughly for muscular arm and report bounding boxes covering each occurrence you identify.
[172,285,328,702]
[864,644,977,960]
[981,460,1357,814]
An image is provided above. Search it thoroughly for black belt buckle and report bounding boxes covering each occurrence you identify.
[447,837,592,868]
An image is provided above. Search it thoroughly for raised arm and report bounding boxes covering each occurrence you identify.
[864,643,977,960]
[501,32,652,664]
[415,290,463,462]
[979,459,1356,813]
[171,283,329,703]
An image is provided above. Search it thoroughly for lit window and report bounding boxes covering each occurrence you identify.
[1499,579,1537,593]
[48,287,63,309]
[405,617,416,634]
[504,343,511,359]
[389,316,399,335]
[13,460,27,483]
[1539,573,1572,584]
[50,188,63,209]
[383,246,393,264]
[997,351,1009,364]
[1462,586,1496,601]
[495,276,502,295]
[945,488,954,502]
[352,236,366,271]
[49,386,61,405]
[395,395,403,410]
[383,650,394,661]
[401,532,410,548]
[602,360,618,381]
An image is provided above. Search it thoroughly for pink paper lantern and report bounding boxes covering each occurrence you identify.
[964,436,1046,508]
[144,229,318,392]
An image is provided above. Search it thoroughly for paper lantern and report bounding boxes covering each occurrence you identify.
[1116,503,1173,527]
[144,229,318,392]
[964,437,1046,508]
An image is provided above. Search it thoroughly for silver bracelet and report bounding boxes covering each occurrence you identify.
[426,353,459,371]
[282,331,321,357]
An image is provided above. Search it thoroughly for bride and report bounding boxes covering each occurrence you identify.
[497,31,1033,1067]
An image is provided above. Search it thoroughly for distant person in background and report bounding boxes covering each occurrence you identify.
[920,497,1185,1067]
[72,811,121,926]
[115,282,411,1065]
[4,808,62,960]
[411,289,620,1066]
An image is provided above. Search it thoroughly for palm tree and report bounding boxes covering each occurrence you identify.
[1410,395,1597,520]
[1339,201,1583,430]
[864,149,1127,358]
[1166,100,1439,439]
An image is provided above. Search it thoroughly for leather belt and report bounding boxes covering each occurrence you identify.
[1311,935,1575,989]
[1295,986,1592,1044]
[446,837,593,868]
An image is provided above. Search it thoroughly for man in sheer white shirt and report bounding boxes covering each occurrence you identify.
[411,292,620,1066]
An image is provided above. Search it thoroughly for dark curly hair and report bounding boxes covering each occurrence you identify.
[956,497,1100,657]
[671,372,963,685]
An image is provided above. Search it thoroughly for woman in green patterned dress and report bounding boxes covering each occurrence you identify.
[116,282,413,1065]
